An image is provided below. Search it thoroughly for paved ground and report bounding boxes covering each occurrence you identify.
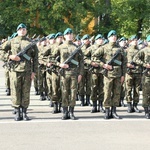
[0,61,150,150]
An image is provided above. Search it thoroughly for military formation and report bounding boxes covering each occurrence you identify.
[0,23,150,121]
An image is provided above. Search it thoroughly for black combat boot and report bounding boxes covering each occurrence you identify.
[62,107,69,120]
[69,107,76,120]
[133,102,141,113]
[91,101,97,113]
[85,95,91,106]
[120,97,126,107]
[98,101,105,113]
[127,102,133,113]
[52,102,59,114]
[144,107,150,119]
[79,95,85,106]
[6,88,11,96]
[111,106,121,119]
[40,92,46,101]
[14,107,22,121]
[58,102,62,113]
[104,108,110,119]
[22,108,30,121]
[35,88,39,95]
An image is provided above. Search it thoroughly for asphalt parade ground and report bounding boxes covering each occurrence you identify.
[0,61,150,150]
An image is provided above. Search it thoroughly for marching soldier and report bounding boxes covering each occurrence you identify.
[118,37,127,107]
[52,28,84,120]
[132,35,150,119]
[78,34,92,106]
[85,34,105,113]
[46,32,63,113]
[1,23,38,121]
[93,30,126,119]
[125,35,142,113]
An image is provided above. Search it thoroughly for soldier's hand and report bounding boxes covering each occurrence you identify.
[47,63,52,67]
[31,72,35,80]
[103,64,112,70]
[9,55,21,61]
[78,75,82,83]
[59,64,69,69]
[146,64,150,68]
[127,63,135,68]
[121,76,125,84]
[91,62,99,67]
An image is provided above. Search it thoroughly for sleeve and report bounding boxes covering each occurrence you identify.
[78,49,84,76]
[92,46,105,67]
[133,49,146,67]
[32,45,38,73]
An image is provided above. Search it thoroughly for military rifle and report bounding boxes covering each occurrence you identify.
[101,49,122,76]
[3,36,46,69]
[59,36,95,76]
[142,62,150,75]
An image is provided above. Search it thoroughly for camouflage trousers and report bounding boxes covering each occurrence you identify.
[103,76,121,108]
[10,71,32,108]
[78,69,91,96]
[90,73,104,102]
[51,72,61,103]
[46,72,52,99]
[61,74,78,107]
[5,68,10,89]
[142,75,150,107]
[125,73,141,103]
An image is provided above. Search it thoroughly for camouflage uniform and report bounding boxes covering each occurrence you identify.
[38,44,48,100]
[125,45,142,113]
[85,43,105,113]
[78,43,91,106]
[133,45,150,119]
[52,40,84,119]
[1,35,38,120]
[93,41,126,119]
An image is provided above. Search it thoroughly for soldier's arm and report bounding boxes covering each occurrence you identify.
[31,44,38,74]
[121,49,127,76]
[133,49,145,67]
[1,40,11,62]
[84,46,92,65]
[78,49,84,76]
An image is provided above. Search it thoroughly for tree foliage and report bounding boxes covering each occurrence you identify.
[0,0,149,39]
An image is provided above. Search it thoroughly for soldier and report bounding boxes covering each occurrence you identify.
[1,23,38,121]
[52,28,84,120]
[132,35,150,119]
[37,38,48,100]
[44,33,56,106]
[118,37,127,107]
[85,34,105,113]
[125,35,142,113]
[46,32,63,113]
[93,30,126,119]
[78,34,92,106]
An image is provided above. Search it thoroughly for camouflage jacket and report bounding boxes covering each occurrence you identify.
[133,46,150,77]
[93,42,126,78]
[126,45,142,74]
[1,36,38,73]
[52,40,84,76]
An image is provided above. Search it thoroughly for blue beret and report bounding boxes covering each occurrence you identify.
[119,37,126,42]
[48,33,55,39]
[107,30,117,38]
[10,32,18,39]
[17,23,27,31]
[63,28,73,35]
[55,32,63,39]
[82,34,90,40]
[95,34,103,40]
[146,35,150,42]
[130,35,137,40]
